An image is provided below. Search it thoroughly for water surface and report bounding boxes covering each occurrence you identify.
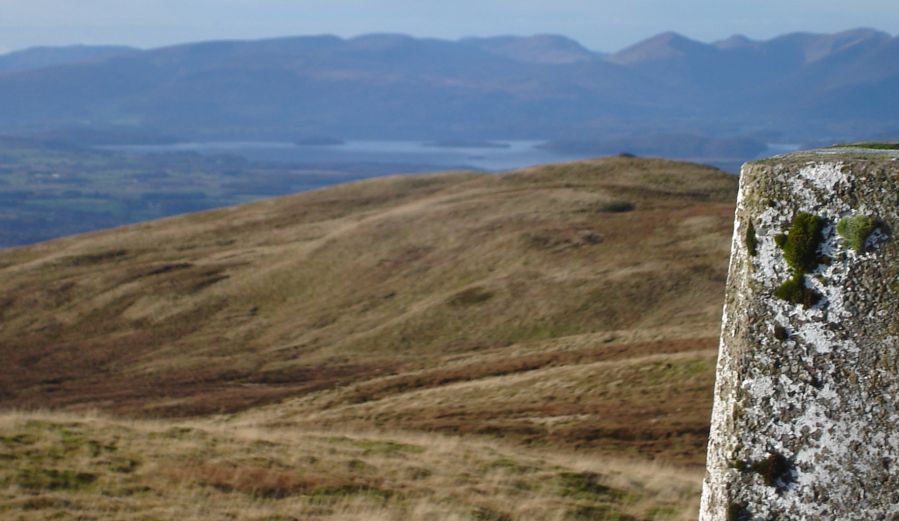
[105,140,590,172]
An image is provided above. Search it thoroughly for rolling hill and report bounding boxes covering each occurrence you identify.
[0,156,736,464]
[0,156,739,519]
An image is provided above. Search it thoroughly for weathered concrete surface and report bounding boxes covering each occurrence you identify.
[700,148,899,520]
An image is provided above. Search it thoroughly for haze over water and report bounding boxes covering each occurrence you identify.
[105,140,798,174]
[104,140,589,172]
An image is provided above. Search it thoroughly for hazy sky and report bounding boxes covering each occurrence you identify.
[1,0,897,54]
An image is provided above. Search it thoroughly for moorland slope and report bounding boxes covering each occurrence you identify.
[0,157,737,467]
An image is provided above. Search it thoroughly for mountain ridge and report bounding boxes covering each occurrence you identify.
[0,44,138,74]
[0,28,895,143]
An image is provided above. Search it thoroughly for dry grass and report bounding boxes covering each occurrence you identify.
[0,410,702,521]
[235,343,718,465]
[0,161,732,397]
[0,157,738,518]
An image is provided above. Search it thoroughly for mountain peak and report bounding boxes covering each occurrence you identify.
[837,27,891,39]
[608,31,710,64]
[463,34,597,63]
[771,27,892,63]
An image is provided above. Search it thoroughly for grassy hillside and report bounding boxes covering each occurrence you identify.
[0,411,703,520]
[0,156,737,470]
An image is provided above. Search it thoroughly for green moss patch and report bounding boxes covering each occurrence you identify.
[773,213,825,307]
[837,215,877,253]
[745,221,758,257]
[781,213,824,276]
[774,278,821,307]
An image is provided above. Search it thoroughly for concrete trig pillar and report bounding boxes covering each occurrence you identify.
[700,147,899,520]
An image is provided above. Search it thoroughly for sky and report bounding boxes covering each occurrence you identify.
[1,0,897,54]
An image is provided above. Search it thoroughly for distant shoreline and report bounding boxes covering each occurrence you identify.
[295,136,345,146]
[423,140,511,149]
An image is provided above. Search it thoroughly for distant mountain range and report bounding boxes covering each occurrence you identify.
[0,29,895,145]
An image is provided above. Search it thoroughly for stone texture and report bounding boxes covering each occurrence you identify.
[700,148,899,520]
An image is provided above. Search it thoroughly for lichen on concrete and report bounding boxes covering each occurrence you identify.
[700,148,899,520]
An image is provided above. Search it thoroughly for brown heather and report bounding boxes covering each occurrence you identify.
[0,156,738,519]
